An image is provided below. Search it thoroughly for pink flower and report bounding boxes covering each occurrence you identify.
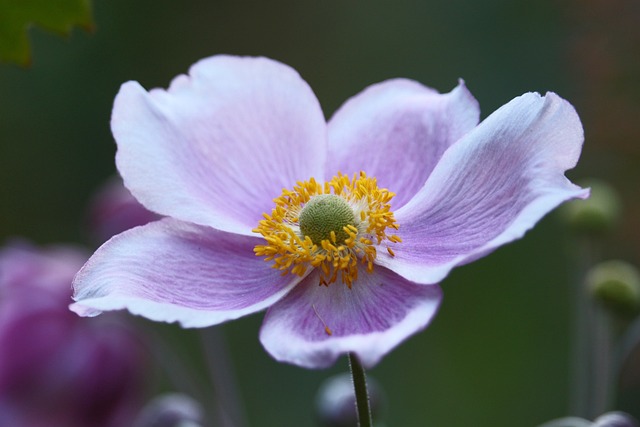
[0,242,146,426]
[71,55,588,369]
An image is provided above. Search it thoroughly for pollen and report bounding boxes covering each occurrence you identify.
[253,171,401,288]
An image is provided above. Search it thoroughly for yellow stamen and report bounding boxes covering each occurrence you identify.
[253,172,400,287]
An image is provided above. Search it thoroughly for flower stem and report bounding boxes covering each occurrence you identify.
[143,325,213,423]
[200,327,248,427]
[591,304,614,416]
[348,353,372,427]
[569,237,599,417]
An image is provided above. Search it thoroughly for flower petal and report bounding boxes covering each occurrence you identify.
[327,80,479,208]
[259,266,442,369]
[71,219,301,327]
[112,55,327,236]
[380,92,589,284]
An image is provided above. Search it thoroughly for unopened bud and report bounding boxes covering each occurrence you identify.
[587,261,640,317]
[562,179,621,234]
[133,393,204,427]
[315,373,385,427]
[592,411,639,427]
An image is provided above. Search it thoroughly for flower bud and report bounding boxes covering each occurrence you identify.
[133,393,204,427]
[0,242,148,427]
[315,373,385,427]
[592,411,639,427]
[561,179,621,234]
[586,260,640,317]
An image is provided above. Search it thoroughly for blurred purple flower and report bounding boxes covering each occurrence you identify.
[87,176,160,244]
[71,55,588,368]
[0,242,147,427]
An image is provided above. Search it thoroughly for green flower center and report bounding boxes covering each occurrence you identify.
[299,194,356,245]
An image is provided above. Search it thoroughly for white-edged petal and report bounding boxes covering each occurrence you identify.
[113,55,327,236]
[380,92,588,284]
[260,267,442,369]
[328,79,479,208]
[71,219,302,327]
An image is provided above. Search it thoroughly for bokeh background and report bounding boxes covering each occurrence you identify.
[1,0,639,425]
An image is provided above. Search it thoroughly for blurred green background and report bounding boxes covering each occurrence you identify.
[1,0,639,425]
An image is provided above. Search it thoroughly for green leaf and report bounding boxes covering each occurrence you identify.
[0,0,93,66]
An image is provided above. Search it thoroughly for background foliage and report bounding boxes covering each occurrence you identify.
[0,0,92,65]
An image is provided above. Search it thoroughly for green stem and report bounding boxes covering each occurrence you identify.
[591,304,614,417]
[200,327,248,427]
[569,237,599,417]
[348,353,372,427]
[144,326,213,423]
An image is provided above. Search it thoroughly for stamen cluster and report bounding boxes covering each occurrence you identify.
[253,172,401,288]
